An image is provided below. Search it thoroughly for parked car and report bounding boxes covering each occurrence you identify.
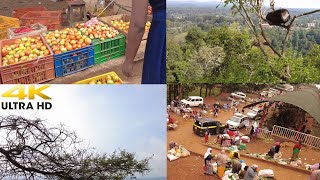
[269,88,280,94]
[260,90,269,97]
[226,113,247,130]
[230,92,246,99]
[275,84,294,92]
[246,107,263,119]
[260,88,280,97]
[193,118,222,137]
[181,96,203,107]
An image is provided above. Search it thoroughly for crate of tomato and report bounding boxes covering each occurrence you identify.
[98,14,152,40]
[42,28,94,77]
[20,11,62,31]
[74,71,123,84]
[12,6,48,19]
[0,16,20,40]
[0,35,55,84]
[75,18,126,64]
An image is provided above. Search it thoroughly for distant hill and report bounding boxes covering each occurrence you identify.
[168,1,319,10]
[167,1,225,8]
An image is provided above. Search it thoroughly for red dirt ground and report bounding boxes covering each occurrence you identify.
[168,154,220,180]
[167,94,318,180]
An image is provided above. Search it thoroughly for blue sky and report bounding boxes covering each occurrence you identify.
[0,85,166,178]
[170,0,320,9]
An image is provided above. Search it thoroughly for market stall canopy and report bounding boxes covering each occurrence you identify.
[243,88,320,123]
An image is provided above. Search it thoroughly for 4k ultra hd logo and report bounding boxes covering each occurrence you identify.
[1,85,52,110]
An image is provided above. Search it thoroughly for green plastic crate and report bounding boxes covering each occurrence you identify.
[93,34,126,64]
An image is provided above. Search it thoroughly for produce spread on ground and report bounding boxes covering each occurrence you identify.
[167,92,319,180]
[0,5,152,84]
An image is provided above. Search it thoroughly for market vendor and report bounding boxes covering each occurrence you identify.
[308,170,320,180]
[216,150,228,166]
[229,151,241,161]
[244,164,258,180]
[122,0,166,84]
[233,135,241,146]
[311,163,320,171]
[275,142,281,154]
[240,166,249,179]
[267,146,276,159]
[169,141,178,149]
[232,158,242,174]
[168,115,174,124]
[232,152,240,162]
[291,141,302,161]
[204,148,215,175]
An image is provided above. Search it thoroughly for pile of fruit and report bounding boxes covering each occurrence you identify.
[75,22,119,41]
[43,28,92,55]
[110,20,151,33]
[88,74,121,84]
[1,36,50,66]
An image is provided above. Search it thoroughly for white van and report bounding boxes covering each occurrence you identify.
[181,96,203,107]
[226,113,247,130]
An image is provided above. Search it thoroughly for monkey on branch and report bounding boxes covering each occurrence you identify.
[265,0,291,27]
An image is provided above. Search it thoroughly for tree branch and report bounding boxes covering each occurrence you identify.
[239,4,269,59]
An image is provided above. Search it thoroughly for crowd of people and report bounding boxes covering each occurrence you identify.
[203,148,260,180]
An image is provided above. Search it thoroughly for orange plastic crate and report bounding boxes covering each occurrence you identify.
[20,11,62,31]
[12,6,48,19]
[0,16,20,40]
[0,35,55,84]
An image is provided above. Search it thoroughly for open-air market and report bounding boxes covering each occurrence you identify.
[167,84,320,180]
[0,0,165,84]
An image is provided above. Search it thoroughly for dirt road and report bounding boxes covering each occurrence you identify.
[167,95,312,180]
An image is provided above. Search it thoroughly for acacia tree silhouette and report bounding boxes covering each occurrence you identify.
[0,115,152,180]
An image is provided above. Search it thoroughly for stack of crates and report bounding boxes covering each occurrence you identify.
[12,6,48,19]
[20,11,62,30]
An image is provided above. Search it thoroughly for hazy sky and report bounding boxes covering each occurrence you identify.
[170,0,320,9]
[0,85,166,178]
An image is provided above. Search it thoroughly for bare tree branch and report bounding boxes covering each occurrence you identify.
[0,115,152,180]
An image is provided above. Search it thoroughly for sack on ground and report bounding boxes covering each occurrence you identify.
[168,149,176,155]
[258,169,274,177]
[167,154,178,161]
[181,147,190,157]
[241,136,250,143]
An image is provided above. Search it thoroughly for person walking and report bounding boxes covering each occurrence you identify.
[249,125,255,139]
[204,148,215,175]
[204,128,210,143]
[291,141,302,161]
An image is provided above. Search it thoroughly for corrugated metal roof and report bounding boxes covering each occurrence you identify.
[243,88,320,123]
